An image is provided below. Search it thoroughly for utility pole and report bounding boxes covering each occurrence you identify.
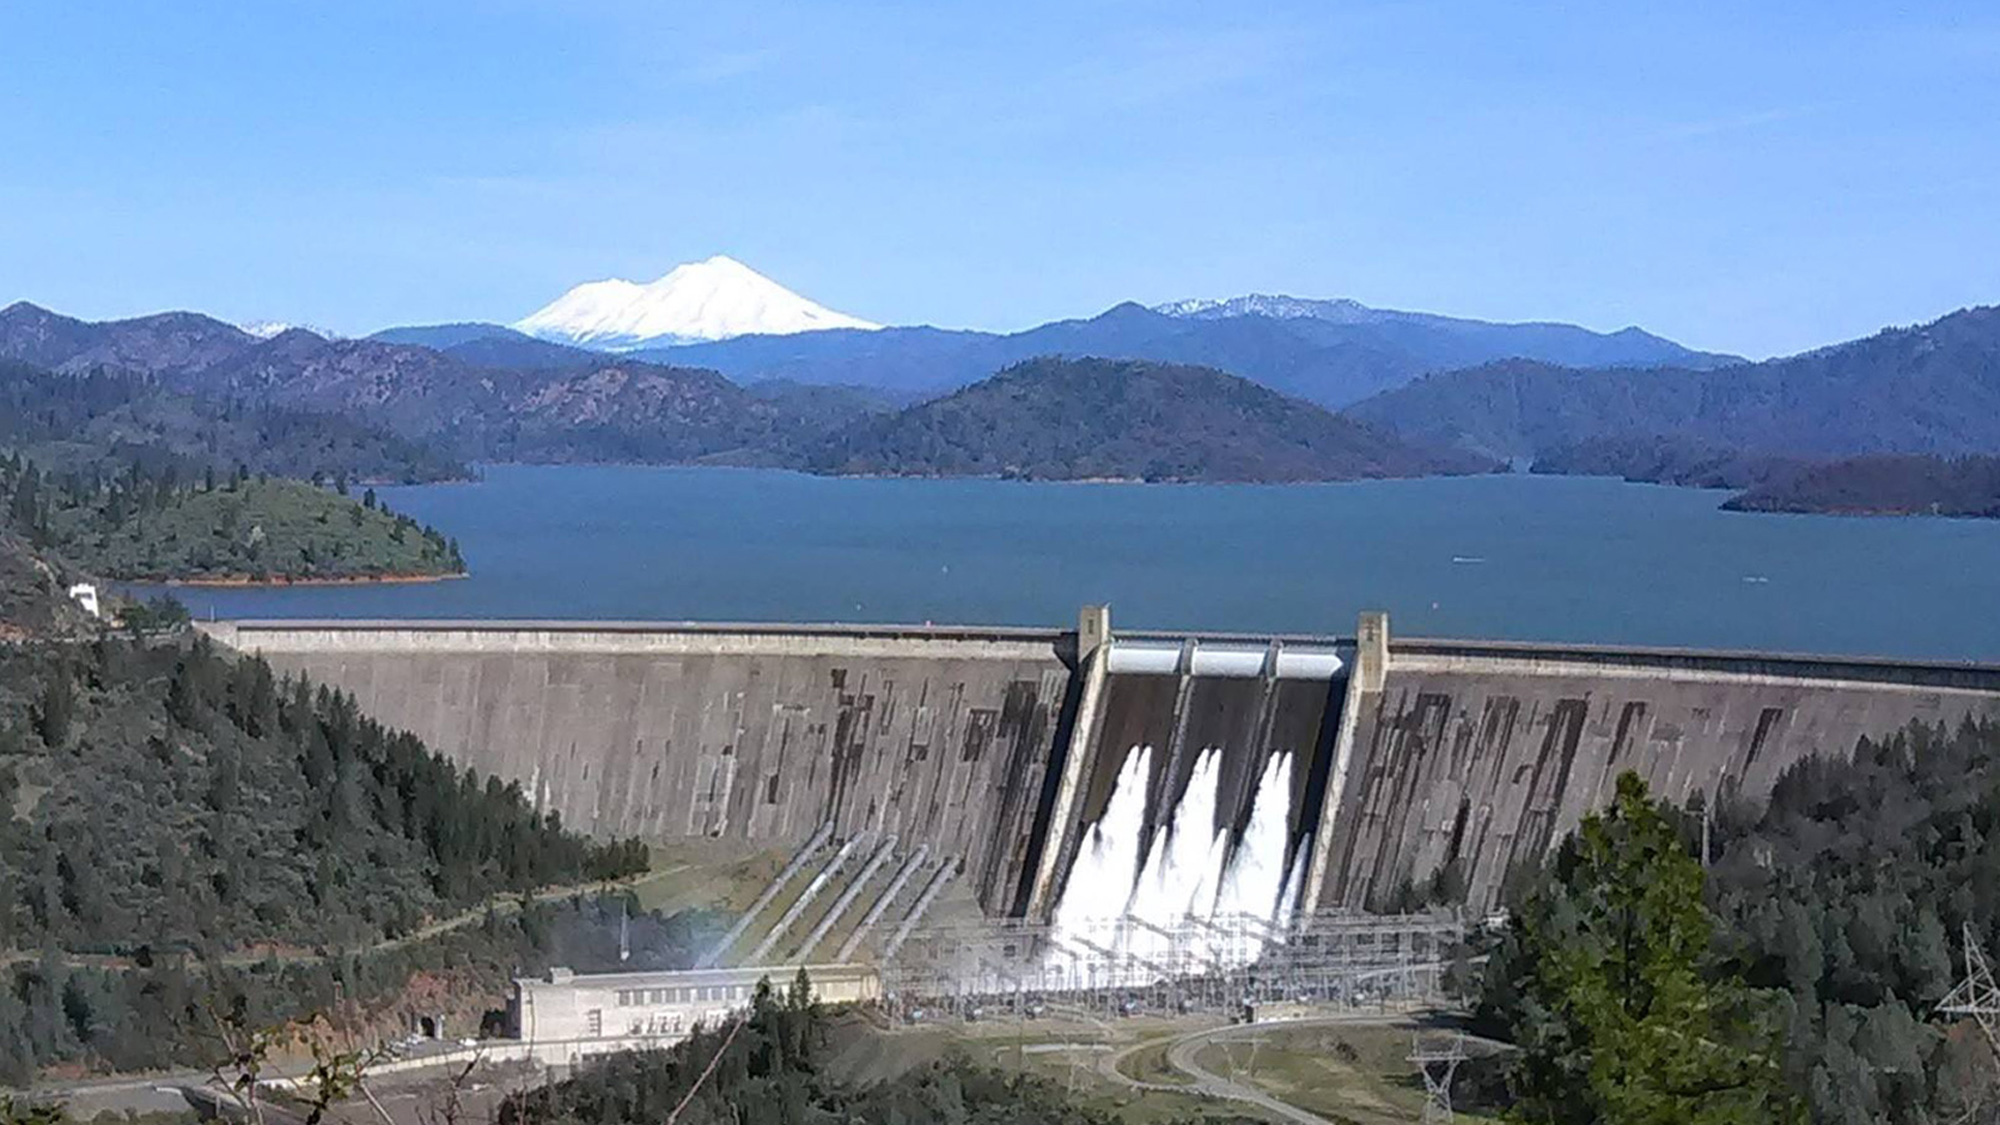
[1409,1032,1466,1124]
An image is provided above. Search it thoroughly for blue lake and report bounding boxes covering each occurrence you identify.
[130,464,2000,662]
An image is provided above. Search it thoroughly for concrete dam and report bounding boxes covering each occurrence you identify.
[200,610,2000,925]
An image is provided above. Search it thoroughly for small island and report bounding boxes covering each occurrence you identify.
[4,458,465,584]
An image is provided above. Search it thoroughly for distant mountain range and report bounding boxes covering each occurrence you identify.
[473,258,1734,394]
[379,291,1735,409]
[0,300,1484,483]
[0,300,794,466]
[1346,306,2000,462]
[8,280,2000,498]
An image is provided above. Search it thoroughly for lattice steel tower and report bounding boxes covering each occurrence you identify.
[1409,1032,1467,1124]
[1943,922,2000,1057]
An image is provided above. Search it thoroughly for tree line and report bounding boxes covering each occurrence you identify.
[1477,719,2000,1123]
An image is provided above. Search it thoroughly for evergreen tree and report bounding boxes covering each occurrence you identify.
[33,664,73,749]
[1499,772,1801,1125]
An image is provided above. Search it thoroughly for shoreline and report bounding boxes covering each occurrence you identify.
[149,571,468,589]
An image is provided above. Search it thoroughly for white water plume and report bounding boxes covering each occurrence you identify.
[1044,746,1308,983]
[1049,745,1153,953]
[1210,751,1296,924]
[1123,748,1228,966]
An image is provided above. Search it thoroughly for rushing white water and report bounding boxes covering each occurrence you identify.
[1123,748,1228,966]
[1049,745,1153,953]
[1044,745,1308,983]
[1210,751,1296,923]
[1274,830,1310,928]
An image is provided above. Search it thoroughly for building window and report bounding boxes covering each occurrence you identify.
[586,1009,602,1036]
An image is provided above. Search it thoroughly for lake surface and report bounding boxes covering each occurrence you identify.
[130,465,2000,662]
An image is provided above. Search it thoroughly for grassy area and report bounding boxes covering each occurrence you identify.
[975,1033,1261,1124]
[633,842,789,917]
[845,1014,1273,1123]
[1191,1023,1504,1125]
[1114,1033,1195,1086]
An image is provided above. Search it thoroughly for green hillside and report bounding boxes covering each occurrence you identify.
[0,634,649,1077]
[4,458,464,583]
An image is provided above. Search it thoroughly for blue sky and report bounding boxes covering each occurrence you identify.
[1,1,1995,358]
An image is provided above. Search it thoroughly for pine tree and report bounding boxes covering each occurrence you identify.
[33,665,73,750]
[1502,772,1802,1125]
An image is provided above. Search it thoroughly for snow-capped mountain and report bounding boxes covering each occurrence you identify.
[514,255,880,349]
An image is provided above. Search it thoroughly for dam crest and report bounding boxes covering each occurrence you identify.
[199,610,2000,924]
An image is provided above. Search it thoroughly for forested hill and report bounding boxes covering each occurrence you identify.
[0,360,472,595]
[800,356,1497,482]
[1723,453,2000,517]
[1344,306,2000,462]
[2,458,465,583]
[0,633,648,1077]
[0,359,464,484]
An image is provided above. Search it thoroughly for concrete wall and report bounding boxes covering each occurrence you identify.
[201,621,1077,916]
[1310,635,2000,914]
[202,616,2000,926]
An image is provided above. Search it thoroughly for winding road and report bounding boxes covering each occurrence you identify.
[1101,1013,1429,1125]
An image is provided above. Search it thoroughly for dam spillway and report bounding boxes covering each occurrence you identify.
[199,610,2000,923]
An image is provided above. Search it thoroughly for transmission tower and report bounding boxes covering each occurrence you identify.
[1408,1032,1466,1125]
[1942,923,2000,1057]
[1940,923,2000,1124]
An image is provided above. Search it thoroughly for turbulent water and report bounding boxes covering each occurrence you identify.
[1044,744,1305,985]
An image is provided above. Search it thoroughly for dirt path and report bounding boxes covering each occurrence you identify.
[2,865,688,972]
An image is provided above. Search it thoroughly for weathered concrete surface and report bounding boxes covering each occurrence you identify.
[199,616,2000,926]
[1314,637,2000,914]
[201,621,1075,916]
